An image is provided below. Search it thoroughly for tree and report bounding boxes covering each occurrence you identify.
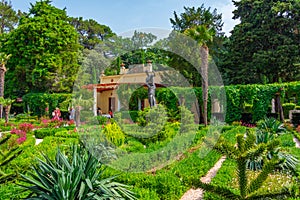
[184,25,215,126]
[0,52,10,118]
[103,31,166,75]
[0,0,20,34]
[170,4,221,125]
[170,5,223,34]
[68,17,115,49]
[223,0,300,84]
[1,0,81,97]
[0,96,13,123]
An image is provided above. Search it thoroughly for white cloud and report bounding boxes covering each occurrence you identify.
[217,2,240,36]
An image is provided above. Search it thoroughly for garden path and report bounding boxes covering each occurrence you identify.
[180,155,226,200]
[35,138,43,145]
[293,136,300,148]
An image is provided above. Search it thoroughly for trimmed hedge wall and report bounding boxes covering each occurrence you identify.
[128,82,300,123]
[22,82,300,123]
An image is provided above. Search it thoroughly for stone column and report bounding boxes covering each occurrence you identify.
[93,86,97,116]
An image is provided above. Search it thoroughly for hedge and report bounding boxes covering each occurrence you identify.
[22,82,300,124]
[127,82,300,123]
[22,93,72,118]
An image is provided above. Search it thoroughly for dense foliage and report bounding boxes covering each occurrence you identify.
[221,0,300,84]
[1,0,81,97]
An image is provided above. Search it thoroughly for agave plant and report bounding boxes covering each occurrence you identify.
[197,130,292,199]
[257,117,286,136]
[20,144,136,200]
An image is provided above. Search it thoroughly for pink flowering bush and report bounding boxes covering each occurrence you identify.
[17,135,27,144]
[41,118,51,128]
[49,118,64,128]
[10,128,27,144]
[18,123,34,133]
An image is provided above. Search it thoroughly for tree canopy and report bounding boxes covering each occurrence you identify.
[0,0,21,34]
[68,17,115,49]
[168,4,224,87]
[1,0,81,97]
[221,0,300,84]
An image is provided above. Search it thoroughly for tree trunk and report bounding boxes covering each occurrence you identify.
[275,93,284,122]
[201,45,209,126]
[4,105,10,124]
[0,64,6,119]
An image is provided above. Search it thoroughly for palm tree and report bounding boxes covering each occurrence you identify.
[184,25,215,126]
[0,53,11,119]
[0,97,14,123]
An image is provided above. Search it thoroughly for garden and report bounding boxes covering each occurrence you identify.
[0,81,300,199]
[1,0,300,199]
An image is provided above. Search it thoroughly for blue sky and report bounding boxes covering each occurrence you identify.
[11,0,239,36]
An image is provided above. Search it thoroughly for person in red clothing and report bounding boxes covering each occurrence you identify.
[109,109,113,118]
[52,107,61,120]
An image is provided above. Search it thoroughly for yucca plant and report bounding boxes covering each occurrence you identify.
[0,134,23,183]
[20,144,136,200]
[197,130,292,199]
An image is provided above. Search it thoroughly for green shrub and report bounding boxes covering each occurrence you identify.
[54,130,79,138]
[0,134,23,183]
[0,182,29,200]
[34,127,69,139]
[103,122,125,146]
[98,115,108,125]
[80,110,93,122]
[22,93,72,117]
[121,139,145,153]
[34,128,55,139]
[0,124,13,132]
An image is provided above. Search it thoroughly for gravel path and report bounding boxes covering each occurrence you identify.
[180,156,226,200]
[181,136,300,200]
[293,136,300,148]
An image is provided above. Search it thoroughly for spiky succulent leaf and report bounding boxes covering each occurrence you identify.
[20,144,136,199]
[195,182,240,199]
[247,158,278,195]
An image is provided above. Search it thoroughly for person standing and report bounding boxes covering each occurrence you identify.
[53,107,61,120]
[75,106,80,127]
[69,107,75,121]
[109,109,113,118]
[97,107,102,116]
